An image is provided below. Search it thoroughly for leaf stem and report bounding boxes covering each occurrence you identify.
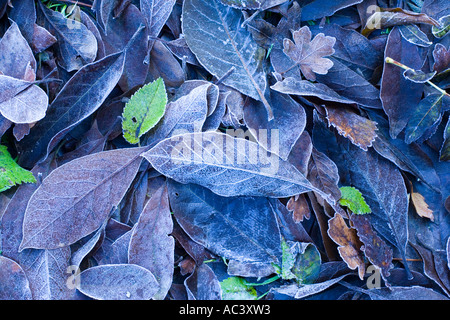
[385,57,450,98]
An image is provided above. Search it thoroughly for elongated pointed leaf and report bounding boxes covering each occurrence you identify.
[143,131,328,199]
[129,184,174,300]
[17,52,125,168]
[20,147,145,250]
[405,93,444,144]
[182,0,272,118]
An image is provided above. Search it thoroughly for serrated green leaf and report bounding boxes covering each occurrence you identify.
[280,239,296,280]
[339,186,371,214]
[0,145,36,192]
[220,277,258,300]
[122,78,167,144]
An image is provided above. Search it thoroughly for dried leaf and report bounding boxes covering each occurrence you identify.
[362,7,439,37]
[350,213,394,282]
[327,213,365,280]
[0,256,32,300]
[17,52,125,168]
[411,192,434,221]
[432,43,450,74]
[325,105,378,151]
[143,131,327,199]
[282,26,336,81]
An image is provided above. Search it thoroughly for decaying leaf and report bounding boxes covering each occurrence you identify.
[411,192,435,221]
[327,213,365,280]
[282,26,336,81]
[325,105,378,151]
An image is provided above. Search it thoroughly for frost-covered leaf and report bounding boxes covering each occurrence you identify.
[182,0,273,118]
[129,184,174,300]
[143,131,328,199]
[122,78,167,145]
[282,26,336,81]
[20,147,145,250]
[78,264,159,300]
[0,256,32,300]
[327,213,365,280]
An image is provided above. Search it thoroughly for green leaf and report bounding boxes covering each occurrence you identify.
[339,186,371,214]
[280,238,296,280]
[220,277,258,300]
[122,78,167,145]
[0,145,36,192]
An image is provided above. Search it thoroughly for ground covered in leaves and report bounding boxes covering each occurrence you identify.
[0,0,449,300]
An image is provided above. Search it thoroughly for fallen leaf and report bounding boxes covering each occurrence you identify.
[128,184,174,300]
[282,26,336,81]
[327,213,365,280]
[122,78,167,145]
[78,264,159,300]
[325,105,378,151]
[20,147,145,250]
[339,186,371,215]
[0,256,32,300]
[0,145,36,192]
[182,0,273,118]
[411,192,435,221]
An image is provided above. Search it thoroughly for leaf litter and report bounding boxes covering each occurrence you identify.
[0,0,449,301]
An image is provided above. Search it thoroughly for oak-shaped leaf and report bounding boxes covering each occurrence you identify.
[122,78,167,145]
[282,26,336,81]
[182,0,272,118]
[128,184,174,300]
[327,213,365,280]
[19,147,146,251]
[143,131,329,199]
[78,264,159,300]
[0,145,36,193]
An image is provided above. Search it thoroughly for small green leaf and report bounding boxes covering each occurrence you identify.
[0,145,36,192]
[280,238,296,280]
[220,277,257,300]
[339,186,371,214]
[122,78,167,145]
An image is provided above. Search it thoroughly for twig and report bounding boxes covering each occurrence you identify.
[385,57,450,98]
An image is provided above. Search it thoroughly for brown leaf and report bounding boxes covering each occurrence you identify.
[362,7,439,36]
[350,214,394,283]
[411,192,434,221]
[432,43,450,74]
[327,213,365,280]
[325,105,378,151]
[283,26,336,81]
[287,194,311,223]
